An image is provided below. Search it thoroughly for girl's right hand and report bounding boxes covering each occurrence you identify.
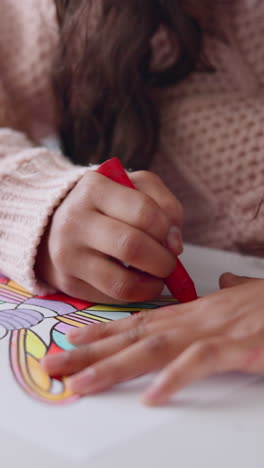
[36,170,183,303]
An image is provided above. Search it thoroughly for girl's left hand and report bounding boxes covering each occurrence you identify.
[42,273,264,406]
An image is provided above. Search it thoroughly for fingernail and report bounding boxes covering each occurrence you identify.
[67,328,80,339]
[67,328,84,344]
[66,368,97,394]
[67,325,98,344]
[166,226,183,255]
[244,348,263,368]
[142,386,167,406]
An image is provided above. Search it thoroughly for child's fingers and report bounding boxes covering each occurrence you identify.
[142,338,264,406]
[67,301,190,345]
[77,211,176,279]
[131,171,184,255]
[53,274,132,304]
[46,321,195,377]
[65,332,180,395]
[81,172,171,243]
[219,273,260,289]
[66,250,164,303]
[130,171,184,227]
[43,328,163,377]
[143,338,225,405]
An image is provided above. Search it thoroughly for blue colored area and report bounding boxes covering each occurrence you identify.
[52,329,75,351]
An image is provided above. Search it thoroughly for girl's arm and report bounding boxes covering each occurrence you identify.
[0,128,87,294]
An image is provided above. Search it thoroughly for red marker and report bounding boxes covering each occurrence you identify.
[97,158,198,303]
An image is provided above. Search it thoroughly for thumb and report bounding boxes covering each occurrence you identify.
[219,272,258,289]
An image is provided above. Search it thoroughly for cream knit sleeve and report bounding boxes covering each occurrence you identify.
[0,129,87,294]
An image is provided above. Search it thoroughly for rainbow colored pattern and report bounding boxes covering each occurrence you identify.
[0,274,177,405]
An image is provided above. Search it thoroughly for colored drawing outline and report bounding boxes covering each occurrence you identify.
[0,274,178,405]
[10,329,76,405]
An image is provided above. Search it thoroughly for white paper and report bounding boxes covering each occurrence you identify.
[0,244,263,462]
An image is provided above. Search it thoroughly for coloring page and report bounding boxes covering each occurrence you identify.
[0,274,176,404]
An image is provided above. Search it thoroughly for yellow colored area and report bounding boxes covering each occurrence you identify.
[26,330,46,359]
[57,316,87,328]
[1,282,32,298]
[27,355,51,392]
[8,279,31,294]
[18,330,73,402]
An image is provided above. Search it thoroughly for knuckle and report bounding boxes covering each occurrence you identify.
[98,322,112,337]
[132,310,151,327]
[166,199,184,223]
[110,277,136,301]
[145,334,169,355]
[193,340,220,362]
[123,326,145,345]
[135,170,162,185]
[79,170,106,206]
[135,196,160,231]
[81,171,103,203]
[118,231,142,264]
[58,276,78,296]
[82,169,99,188]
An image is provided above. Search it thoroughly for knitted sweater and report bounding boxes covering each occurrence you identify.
[0,0,264,294]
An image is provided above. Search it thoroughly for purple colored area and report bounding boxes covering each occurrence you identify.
[66,313,91,325]
[26,298,75,315]
[3,290,26,302]
[0,308,43,331]
[55,322,72,334]
[0,311,27,329]
[0,292,20,304]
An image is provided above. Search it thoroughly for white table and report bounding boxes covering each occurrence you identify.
[2,245,264,468]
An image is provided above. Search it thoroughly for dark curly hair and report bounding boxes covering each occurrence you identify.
[53,0,211,170]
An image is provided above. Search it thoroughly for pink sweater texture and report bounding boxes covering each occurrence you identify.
[0,0,264,294]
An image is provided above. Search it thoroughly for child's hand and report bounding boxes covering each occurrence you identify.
[42,274,264,405]
[36,170,183,303]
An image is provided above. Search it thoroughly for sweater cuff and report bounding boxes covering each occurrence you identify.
[0,149,88,294]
